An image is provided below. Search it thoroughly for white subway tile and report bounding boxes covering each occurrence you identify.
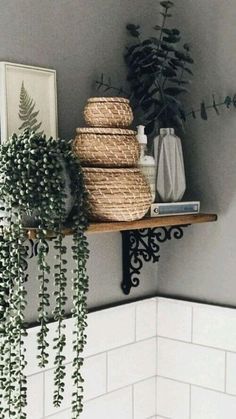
[84,304,136,357]
[226,352,236,395]
[134,377,156,419]
[44,352,107,416]
[156,376,190,419]
[191,386,236,419]
[44,362,73,416]
[82,353,107,401]
[108,338,156,391]
[136,299,157,341]
[26,373,44,419]
[157,299,192,342]
[80,387,133,419]
[193,305,236,351]
[47,318,75,369]
[44,409,71,419]
[157,337,225,391]
[24,327,41,376]
[25,317,75,375]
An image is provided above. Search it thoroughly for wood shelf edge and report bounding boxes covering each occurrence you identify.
[25,213,217,239]
[87,213,217,234]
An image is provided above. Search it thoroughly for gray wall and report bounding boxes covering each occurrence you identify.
[1,0,158,323]
[3,0,236,322]
[158,0,236,308]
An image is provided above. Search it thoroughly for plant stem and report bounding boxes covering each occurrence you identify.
[185,100,227,118]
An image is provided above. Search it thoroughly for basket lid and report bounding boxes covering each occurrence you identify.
[86,97,130,104]
[76,127,136,135]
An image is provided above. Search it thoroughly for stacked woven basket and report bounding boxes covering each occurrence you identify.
[73,97,152,222]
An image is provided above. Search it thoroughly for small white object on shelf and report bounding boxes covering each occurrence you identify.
[137,125,156,202]
[149,201,200,217]
[154,128,186,202]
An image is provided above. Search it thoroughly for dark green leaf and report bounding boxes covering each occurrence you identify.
[200,101,208,120]
[183,43,191,51]
[161,43,176,52]
[153,25,162,30]
[170,78,190,85]
[175,51,194,64]
[160,1,174,9]
[164,86,189,95]
[233,94,236,108]
[183,67,193,76]
[212,95,220,115]
[162,67,177,78]
[160,12,172,17]
[163,35,181,44]
[224,96,232,108]
[180,109,186,121]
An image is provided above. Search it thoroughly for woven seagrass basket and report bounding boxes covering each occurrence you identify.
[84,97,134,128]
[82,168,152,222]
[74,127,140,167]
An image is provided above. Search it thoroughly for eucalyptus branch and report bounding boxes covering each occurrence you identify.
[96,74,129,96]
[184,94,236,121]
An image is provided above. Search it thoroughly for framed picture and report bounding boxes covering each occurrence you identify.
[0,62,58,142]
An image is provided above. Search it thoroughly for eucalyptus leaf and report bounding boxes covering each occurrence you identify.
[200,101,208,120]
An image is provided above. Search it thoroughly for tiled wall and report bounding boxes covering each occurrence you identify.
[24,299,157,419]
[156,298,236,419]
[23,297,236,419]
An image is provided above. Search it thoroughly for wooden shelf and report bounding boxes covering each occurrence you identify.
[26,213,217,239]
[87,213,217,234]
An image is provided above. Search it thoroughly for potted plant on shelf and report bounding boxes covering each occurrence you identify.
[96,0,236,202]
[0,130,89,419]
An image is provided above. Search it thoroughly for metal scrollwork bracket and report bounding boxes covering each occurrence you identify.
[121,226,188,295]
[23,239,50,280]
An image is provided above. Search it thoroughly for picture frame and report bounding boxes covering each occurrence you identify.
[0,62,58,142]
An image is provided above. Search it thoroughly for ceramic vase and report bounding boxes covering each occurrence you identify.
[154,128,186,202]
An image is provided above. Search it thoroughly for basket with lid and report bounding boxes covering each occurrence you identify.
[83,97,134,128]
[74,127,139,167]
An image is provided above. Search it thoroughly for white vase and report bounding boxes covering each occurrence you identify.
[154,128,186,202]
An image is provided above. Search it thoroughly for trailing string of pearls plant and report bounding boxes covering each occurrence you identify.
[0,130,89,419]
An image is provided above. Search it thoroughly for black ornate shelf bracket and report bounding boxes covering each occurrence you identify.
[23,239,49,281]
[121,225,188,295]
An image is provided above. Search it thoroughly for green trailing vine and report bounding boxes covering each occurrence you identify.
[0,130,89,418]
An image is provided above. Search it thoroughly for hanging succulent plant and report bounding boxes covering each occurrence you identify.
[0,130,89,418]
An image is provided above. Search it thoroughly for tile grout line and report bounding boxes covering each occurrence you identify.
[225,351,227,393]
[191,306,194,343]
[156,298,158,417]
[157,374,226,395]
[27,335,156,377]
[135,303,137,342]
[132,384,134,419]
[157,334,231,353]
[43,370,46,418]
[189,384,191,419]
[106,351,109,393]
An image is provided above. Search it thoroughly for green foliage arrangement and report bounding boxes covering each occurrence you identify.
[96,0,236,140]
[0,130,89,418]
[19,82,44,135]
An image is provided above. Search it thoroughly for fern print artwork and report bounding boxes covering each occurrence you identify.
[18,81,44,135]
